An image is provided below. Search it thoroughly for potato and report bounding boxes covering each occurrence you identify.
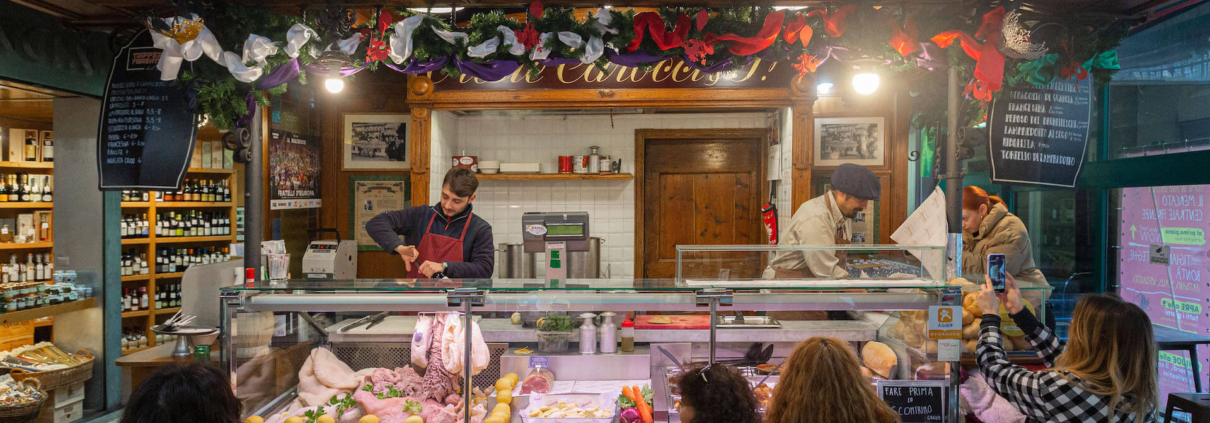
[497,389,512,405]
[285,417,304,423]
[359,416,380,423]
[316,415,335,423]
[493,403,511,417]
[962,309,974,326]
[246,417,265,423]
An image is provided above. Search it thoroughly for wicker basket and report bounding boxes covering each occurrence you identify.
[10,350,95,390]
[0,378,47,422]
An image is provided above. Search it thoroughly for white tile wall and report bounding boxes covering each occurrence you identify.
[431,112,772,278]
[429,111,459,202]
[776,107,794,239]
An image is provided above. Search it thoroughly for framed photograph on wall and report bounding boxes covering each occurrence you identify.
[349,175,411,251]
[342,113,410,170]
[814,117,886,167]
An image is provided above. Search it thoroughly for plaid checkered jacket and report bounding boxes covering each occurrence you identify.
[978,311,1156,423]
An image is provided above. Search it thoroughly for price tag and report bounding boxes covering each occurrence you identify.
[936,339,960,362]
[41,223,48,229]
[927,306,962,339]
[878,380,946,422]
[529,356,549,369]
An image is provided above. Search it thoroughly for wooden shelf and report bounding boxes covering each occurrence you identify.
[0,161,53,169]
[122,310,150,319]
[155,236,233,244]
[122,346,151,356]
[0,242,52,250]
[155,202,233,208]
[0,202,52,209]
[477,173,633,181]
[31,318,53,328]
[0,298,95,326]
[121,238,150,245]
[187,168,234,174]
[155,307,181,315]
[121,202,151,208]
[156,272,185,279]
[122,274,151,282]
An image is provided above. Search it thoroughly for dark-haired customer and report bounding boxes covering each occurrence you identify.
[121,362,241,423]
[366,167,495,278]
[675,363,762,423]
[976,274,1158,422]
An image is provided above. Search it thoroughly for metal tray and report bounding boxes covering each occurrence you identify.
[715,315,781,329]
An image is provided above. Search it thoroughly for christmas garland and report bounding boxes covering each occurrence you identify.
[149,2,1126,131]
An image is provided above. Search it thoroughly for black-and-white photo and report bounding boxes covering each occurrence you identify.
[851,233,867,243]
[343,113,410,170]
[363,200,374,212]
[854,212,866,223]
[814,117,885,167]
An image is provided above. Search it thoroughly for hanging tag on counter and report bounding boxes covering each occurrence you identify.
[529,356,549,369]
[936,339,959,362]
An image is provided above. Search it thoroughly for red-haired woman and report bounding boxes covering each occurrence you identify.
[961,186,1046,287]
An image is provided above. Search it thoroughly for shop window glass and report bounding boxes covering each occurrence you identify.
[1113,184,1210,400]
[1108,84,1210,159]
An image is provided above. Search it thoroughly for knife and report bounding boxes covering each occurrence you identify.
[363,312,389,330]
[339,314,378,332]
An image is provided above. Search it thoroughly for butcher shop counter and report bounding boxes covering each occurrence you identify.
[218,275,976,422]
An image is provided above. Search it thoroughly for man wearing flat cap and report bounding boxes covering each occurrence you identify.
[766,163,881,279]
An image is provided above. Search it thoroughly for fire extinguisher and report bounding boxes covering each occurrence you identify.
[762,182,778,245]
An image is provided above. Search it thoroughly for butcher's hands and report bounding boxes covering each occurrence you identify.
[978,277,1001,317]
[395,245,419,271]
[1000,273,1024,314]
[418,261,444,278]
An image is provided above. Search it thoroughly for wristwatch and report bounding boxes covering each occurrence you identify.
[442,261,449,271]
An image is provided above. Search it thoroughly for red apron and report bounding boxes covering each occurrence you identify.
[407,211,472,279]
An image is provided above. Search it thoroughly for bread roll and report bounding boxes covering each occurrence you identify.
[963,319,982,339]
[962,309,974,326]
[964,294,983,317]
[948,277,976,286]
[964,340,978,353]
[1010,335,1031,351]
[924,340,939,354]
[862,342,897,379]
[904,330,924,348]
[889,321,905,339]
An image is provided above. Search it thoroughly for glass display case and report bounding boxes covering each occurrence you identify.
[219,245,1049,423]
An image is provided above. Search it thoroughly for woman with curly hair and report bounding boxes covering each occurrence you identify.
[767,337,900,423]
[675,363,761,423]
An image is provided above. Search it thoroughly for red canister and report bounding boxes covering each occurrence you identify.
[558,156,573,173]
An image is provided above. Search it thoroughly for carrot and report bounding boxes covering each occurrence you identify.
[636,399,653,423]
[622,386,637,403]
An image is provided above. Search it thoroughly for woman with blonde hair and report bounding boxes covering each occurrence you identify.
[767,337,900,423]
[976,274,1158,422]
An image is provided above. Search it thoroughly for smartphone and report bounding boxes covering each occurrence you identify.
[988,253,1007,293]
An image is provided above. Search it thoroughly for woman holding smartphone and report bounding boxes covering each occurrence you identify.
[961,186,1046,287]
[974,274,1158,422]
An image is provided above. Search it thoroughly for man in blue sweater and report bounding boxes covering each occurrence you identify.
[365,168,495,278]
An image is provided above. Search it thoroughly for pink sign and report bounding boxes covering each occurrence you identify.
[1119,185,1210,400]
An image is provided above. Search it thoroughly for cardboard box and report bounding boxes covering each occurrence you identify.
[50,400,82,423]
[0,321,35,351]
[211,141,223,169]
[7,128,36,162]
[190,142,203,169]
[17,213,33,242]
[52,382,85,408]
[224,148,234,169]
[201,141,213,169]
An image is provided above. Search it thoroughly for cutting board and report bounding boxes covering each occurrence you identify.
[634,315,710,330]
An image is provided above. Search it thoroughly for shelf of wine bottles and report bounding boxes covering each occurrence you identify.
[153,247,231,274]
[121,178,231,205]
[0,174,53,205]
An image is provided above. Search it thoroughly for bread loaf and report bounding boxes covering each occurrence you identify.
[862,342,897,379]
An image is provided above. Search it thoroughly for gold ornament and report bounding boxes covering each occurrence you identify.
[161,17,205,44]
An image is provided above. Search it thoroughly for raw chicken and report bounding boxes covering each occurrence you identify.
[444,393,462,406]
[367,367,424,398]
[419,314,461,403]
[441,314,490,376]
[296,348,375,408]
[411,315,433,368]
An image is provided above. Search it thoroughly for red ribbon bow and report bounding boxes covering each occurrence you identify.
[807,5,858,37]
[930,7,1007,102]
[703,9,786,56]
[626,12,691,52]
[515,23,541,51]
[366,38,390,62]
[783,13,813,47]
[792,53,821,76]
[888,15,918,57]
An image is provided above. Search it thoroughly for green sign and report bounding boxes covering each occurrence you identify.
[0,2,113,96]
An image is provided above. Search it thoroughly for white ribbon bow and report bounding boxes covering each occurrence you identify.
[433,28,469,46]
[468,36,499,58]
[149,15,223,81]
[283,23,318,58]
[530,33,554,60]
[242,34,278,66]
[333,33,364,56]
[389,15,426,64]
[501,26,525,56]
[594,8,619,35]
[220,51,263,83]
[556,32,604,64]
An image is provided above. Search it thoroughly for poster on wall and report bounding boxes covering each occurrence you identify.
[987,77,1092,188]
[342,113,409,170]
[269,129,322,210]
[1118,185,1210,404]
[97,29,197,191]
[350,176,410,250]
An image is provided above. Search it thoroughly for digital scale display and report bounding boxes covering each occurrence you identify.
[546,224,584,236]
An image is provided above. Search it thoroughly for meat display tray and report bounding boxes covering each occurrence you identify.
[715,315,781,329]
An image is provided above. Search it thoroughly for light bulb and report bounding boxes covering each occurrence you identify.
[817,82,834,95]
[325,78,344,93]
[852,72,880,95]
[325,65,343,93]
[407,7,463,13]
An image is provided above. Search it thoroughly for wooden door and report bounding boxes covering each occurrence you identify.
[639,130,766,279]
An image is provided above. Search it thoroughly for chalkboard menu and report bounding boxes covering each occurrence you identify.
[877,380,946,422]
[987,77,1093,189]
[97,29,198,191]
